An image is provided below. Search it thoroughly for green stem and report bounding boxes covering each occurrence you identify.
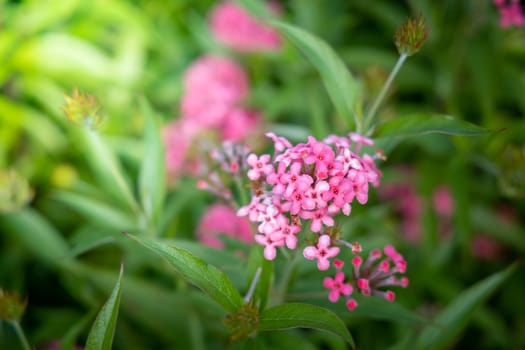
[243,267,262,303]
[12,321,30,350]
[362,53,408,135]
[234,177,249,208]
[275,251,300,303]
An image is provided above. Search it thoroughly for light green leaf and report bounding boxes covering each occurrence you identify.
[53,191,136,231]
[259,303,355,348]
[138,98,165,231]
[270,20,361,129]
[126,234,243,313]
[0,209,71,268]
[418,263,518,349]
[85,264,124,350]
[75,128,139,214]
[374,114,488,138]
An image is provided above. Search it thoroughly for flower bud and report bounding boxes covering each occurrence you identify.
[394,14,428,56]
[0,169,33,213]
[0,289,27,322]
[223,303,259,342]
[62,87,104,130]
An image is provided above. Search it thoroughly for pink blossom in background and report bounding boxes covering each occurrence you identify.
[209,1,282,52]
[164,54,264,182]
[494,0,525,28]
[220,108,262,141]
[471,234,503,261]
[162,119,201,180]
[181,55,250,126]
[197,204,253,248]
[432,185,454,219]
[182,55,249,105]
[378,180,423,243]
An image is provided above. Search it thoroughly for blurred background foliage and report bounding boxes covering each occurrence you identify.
[0,0,524,349]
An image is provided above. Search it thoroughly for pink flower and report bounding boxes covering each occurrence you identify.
[162,119,201,181]
[471,234,503,261]
[183,55,249,104]
[300,207,334,232]
[324,271,353,302]
[197,204,253,248]
[209,1,282,52]
[432,186,454,218]
[220,108,262,141]
[238,132,383,260]
[494,0,525,28]
[304,136,336,179]
[254,231,285,260]
[303,235,340,270]
[246,154,273,180]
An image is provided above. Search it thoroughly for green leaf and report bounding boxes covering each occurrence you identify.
[75,128,139,214]
[259,303,355,348]
[374,114,489,138]
[418,263,518,349]
[85,264,124,350]
[138,98,165,231]
[53,191,136,231]
[126,234,243,312]
[0,209,71,268]
[270,20,361,129]
[348,296,427,326]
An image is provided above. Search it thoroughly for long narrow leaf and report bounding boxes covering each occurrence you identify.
[0,209,71,268]
[418,263,518,349]
[85,264,124,350]
[270,20,361,129]
[76,128,139,214]
[126,234,243,312]
[374,114,488,138]
[138,98,165,231]
[259,303,355,348]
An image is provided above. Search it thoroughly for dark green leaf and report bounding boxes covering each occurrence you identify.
[85,264,123,350]
[0,209,71,268]
[418,263,518,349]
[126,234,243,312]
[375,114,488,138]
[259,303,355,348]
[348,296,427,326]
[270,20,361,129]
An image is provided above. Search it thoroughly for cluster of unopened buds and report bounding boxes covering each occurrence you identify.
[323,246,409,311]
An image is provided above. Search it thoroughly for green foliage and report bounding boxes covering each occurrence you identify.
[0,0,523,349]
[270,20,362,130]
[85,264,124,350]
[126,233,244,313]
[259,303,355,348]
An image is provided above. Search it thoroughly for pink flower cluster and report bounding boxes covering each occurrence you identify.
[494,0,525,28]
[197,204,253,249]
[209,1,282,52]
[324,246,409,311]
[237,132,382,262]
[163,55,262,180]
